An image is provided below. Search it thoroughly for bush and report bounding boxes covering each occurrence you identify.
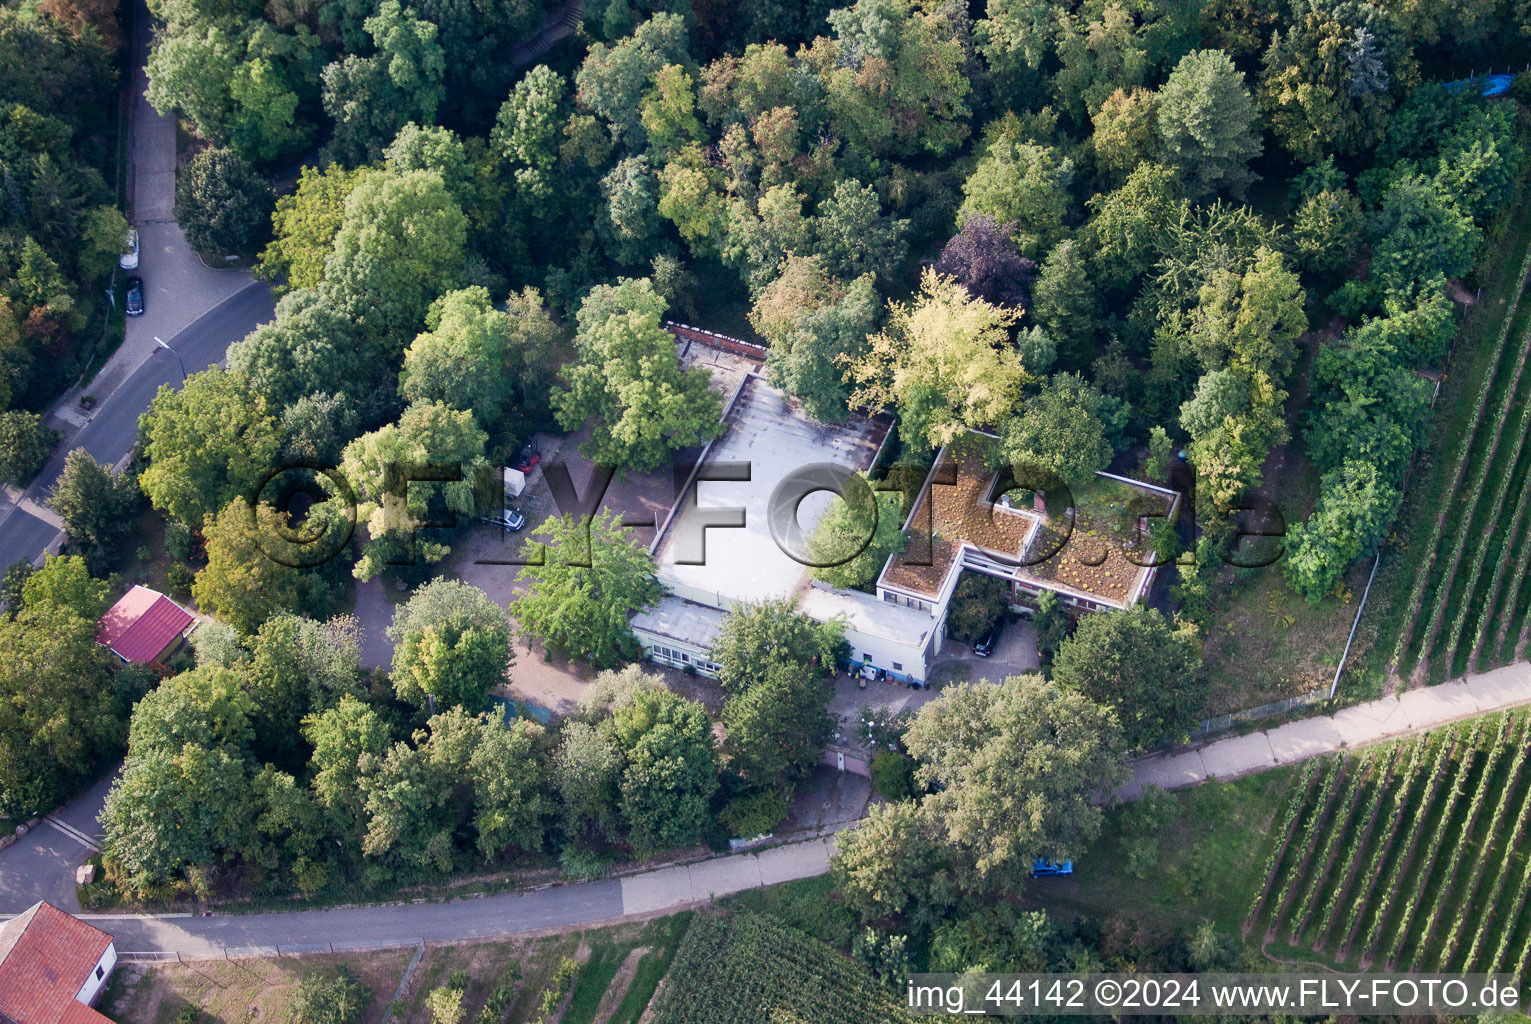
[558,845,614,880]
[426,972,469,1024]
[292,968,371,1024]
[166,564,195,596]
[165,521,194,562]
[869,750,915,802]
[719,789,790,838]
[944,573,1008,643]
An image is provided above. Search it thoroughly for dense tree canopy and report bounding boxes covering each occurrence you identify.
[1051,605,1205,748]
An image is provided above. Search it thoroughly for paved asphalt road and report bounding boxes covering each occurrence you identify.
[0,283,274,571]
[103,880,629,956]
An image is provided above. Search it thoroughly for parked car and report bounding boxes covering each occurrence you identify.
[125,276,144,316]
[973,618,1004,657]
[1030,858,1073,878]
[514,442,540,473]
[480,507,525,531]
[119,227,139,270]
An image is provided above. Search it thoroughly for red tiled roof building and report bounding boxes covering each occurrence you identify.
[95,586,195,664]
[0,902,117,1024]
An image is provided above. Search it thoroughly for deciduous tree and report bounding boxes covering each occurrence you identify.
[515,510,664,666]
[846,269,1024,451]
[386,577,512,711]
[1051,604,1204,747]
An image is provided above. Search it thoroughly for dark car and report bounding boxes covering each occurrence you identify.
[973,618,1004,657]
[125,276,144,317]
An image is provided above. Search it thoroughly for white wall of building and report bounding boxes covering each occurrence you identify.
[75,942,116,1006]
[841,626,929,683]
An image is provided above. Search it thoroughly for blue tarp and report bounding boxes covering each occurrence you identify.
[1444,74,1514,97]
[490,695,554,725]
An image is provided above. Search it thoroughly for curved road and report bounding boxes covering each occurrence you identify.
[1,662,1525,957]
[0,0,273,572]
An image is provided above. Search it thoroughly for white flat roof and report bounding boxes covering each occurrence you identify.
[799,584,933,650]
[654,376,888,605]
[629,595,728,650]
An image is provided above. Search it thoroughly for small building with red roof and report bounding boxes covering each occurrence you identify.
[95,585,195,664]
[0,901,117,1024]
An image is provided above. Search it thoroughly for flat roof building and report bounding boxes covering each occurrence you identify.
[628,330,1180,685]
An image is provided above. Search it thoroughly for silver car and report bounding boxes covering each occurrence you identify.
[479,508,525,531]
[119,227,139,270]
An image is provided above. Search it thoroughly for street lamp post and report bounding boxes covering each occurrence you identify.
[154,336,187,382]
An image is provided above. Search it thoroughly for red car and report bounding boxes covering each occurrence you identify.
[515,443,540,473]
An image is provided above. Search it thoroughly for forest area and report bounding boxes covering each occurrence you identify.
[2,0,1531,986]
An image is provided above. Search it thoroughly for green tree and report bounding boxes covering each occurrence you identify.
[958,139,1071,258]
[830,800,957,930]
[321,0,446,166]
[137,367,282,527]
[257,165,370,292]
[386,577,513,711]
[341,402,490,580]
[1283,459,1401,601]
[515,510,664,666]
[1258,1,1404,162]
[599,155,662,266]
[293,967,371,1024]
[812,180,910,289]
[1292,188,1365,276]
[492,64,567,204]
[469,715,550,857]
[1051,604,1204,748]
[846,269,1025,452]
[807,481,908,590]
[101,742,257,896]
[21,553,109,621]
[720,661,835,792]
[48,448,139,568]
[1031,589,1069,664]
[574,14,691,149]
[401,287,522,427]
[226,290,365,409]
[710,598,848,694]
[173,148,274,257]
[194,497,347,635]
[1184,246,1307,379]
[303,695,392,845]
[943,572,1009,645]
[1179,368,1287,521]
[1369,175,1479,300]
[125,664,256,756]
[1091,86,1158,183]
[1001,374,1113,488]
[1155,49,1261,201]
[321,169,468,352]
[552,719,622,843]
[609,684,718,856]
[749,255,879,423]
[816,0,972,160]
[553,278,722,473]
[902,675,1128,882]
[0,410,57,486]
[1031,239,1100,370]
[0,598,120,816]
[1084,163,1179,294]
